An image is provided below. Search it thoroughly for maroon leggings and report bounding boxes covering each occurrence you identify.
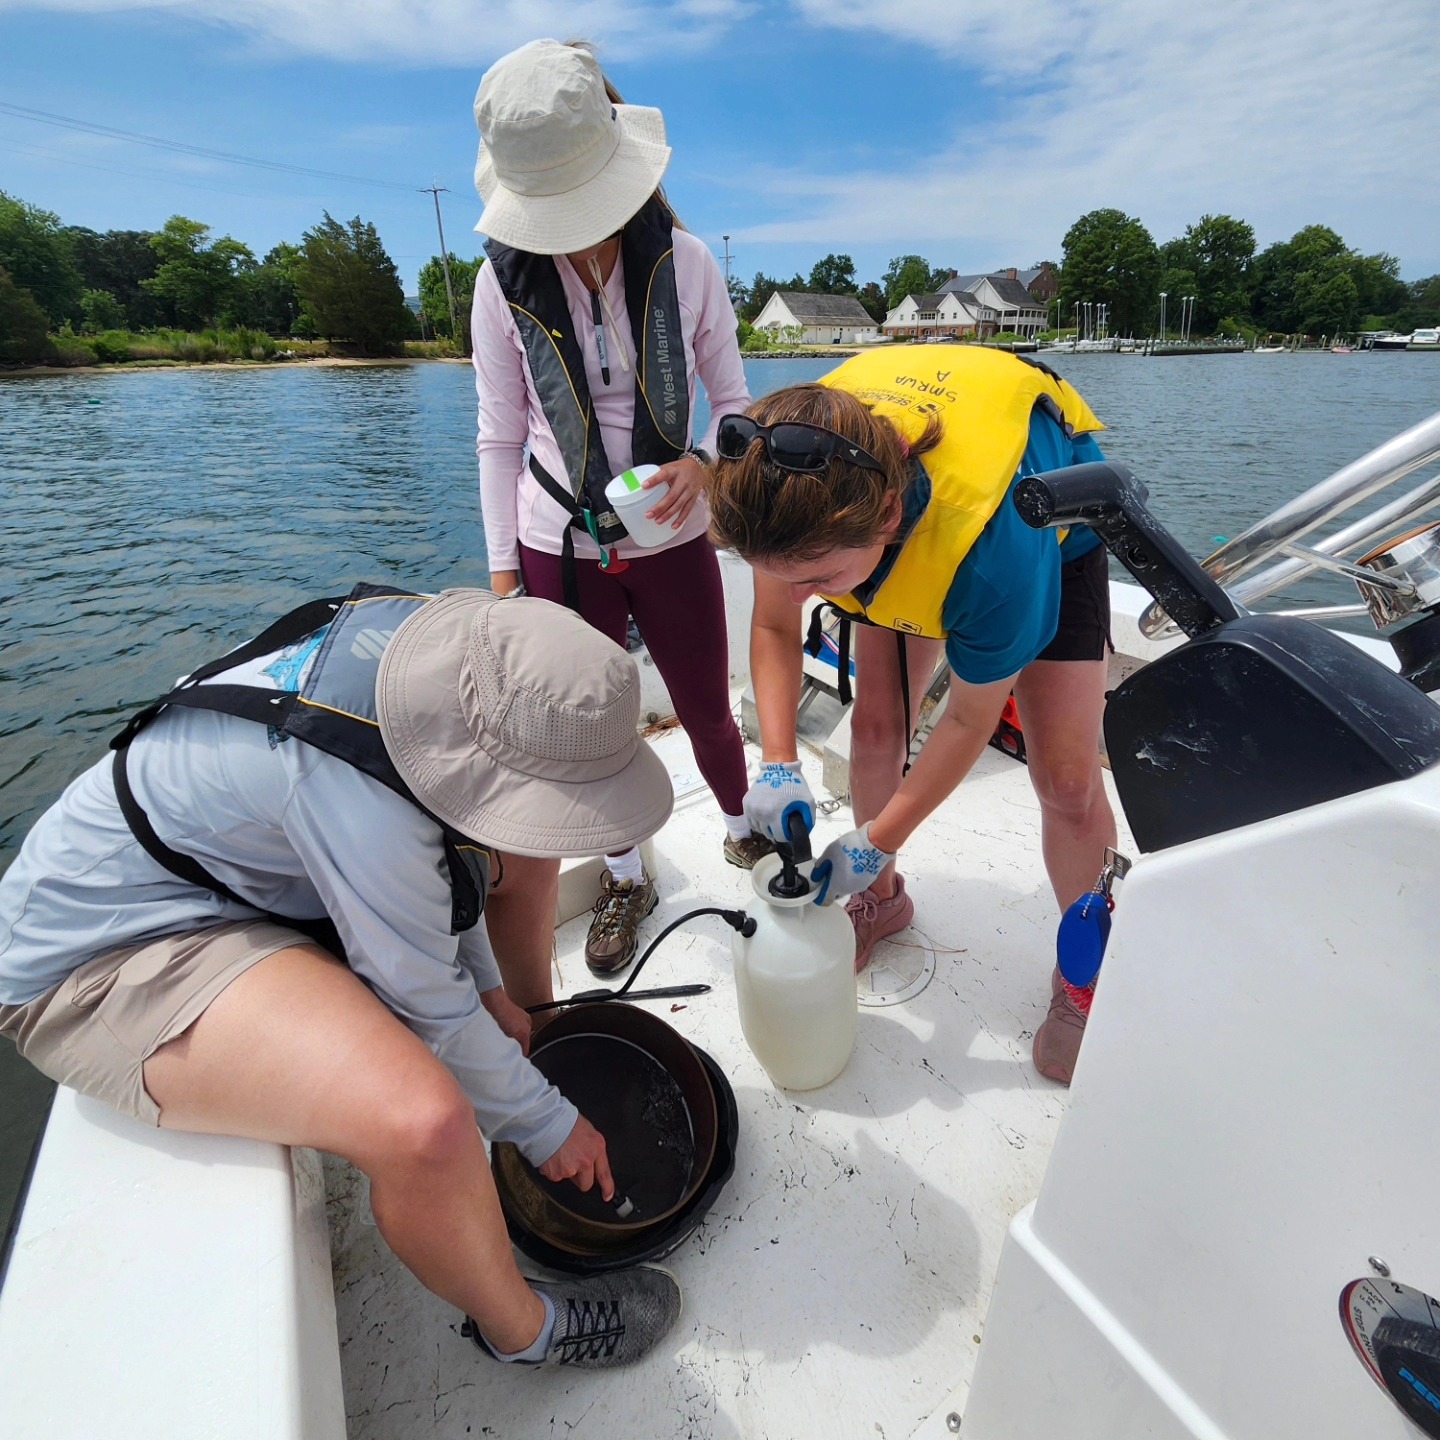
[518,536,749,817]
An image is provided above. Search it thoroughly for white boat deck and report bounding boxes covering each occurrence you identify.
[329,718,1133,1439]
[5,573,1421,1438]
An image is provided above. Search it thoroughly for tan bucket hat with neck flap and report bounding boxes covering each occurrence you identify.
[377,591,673,858]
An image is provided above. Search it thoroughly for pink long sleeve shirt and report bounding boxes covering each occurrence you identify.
[471,227,751,572]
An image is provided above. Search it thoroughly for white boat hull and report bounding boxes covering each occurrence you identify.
[963,764,1440,1438]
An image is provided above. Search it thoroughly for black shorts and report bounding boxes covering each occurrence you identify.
[1036,541,1112,663]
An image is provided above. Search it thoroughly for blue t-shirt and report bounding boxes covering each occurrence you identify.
[852,408,1105,686]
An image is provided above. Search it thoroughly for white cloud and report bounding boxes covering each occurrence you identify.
[792,0,1086,75]
[751,0,1439,271]
[0,0,753,64]
[4,0,1434,270]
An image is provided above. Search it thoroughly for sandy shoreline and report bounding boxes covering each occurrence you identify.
[0,355,472,381]
[1,349,883,380]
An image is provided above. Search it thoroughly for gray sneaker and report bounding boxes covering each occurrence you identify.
[466,1265,683,1369]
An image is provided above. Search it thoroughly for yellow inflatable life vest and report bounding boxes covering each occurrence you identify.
[817,345,1103,638]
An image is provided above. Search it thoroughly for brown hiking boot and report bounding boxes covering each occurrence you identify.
[723,831,776,870]
[584,871,658,975]
[1032,966,1087,1085]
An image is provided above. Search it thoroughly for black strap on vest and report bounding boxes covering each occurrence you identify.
[528,454,590,613]
[109,591,486,935]
[108,594,350,932]
[112,745,248,907]
[805,604,855,707]
[110,596,344,753]
[804,605,915,775]
[111,745,348,958]
[896,633,914,777]
[114,729,484,938]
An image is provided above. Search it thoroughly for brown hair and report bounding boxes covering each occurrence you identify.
[566,39,684,231]
[707,384,942,563]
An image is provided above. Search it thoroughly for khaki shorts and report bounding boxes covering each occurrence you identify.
[0,919,312,1126]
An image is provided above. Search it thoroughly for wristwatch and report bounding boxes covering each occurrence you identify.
[683,446,713,467]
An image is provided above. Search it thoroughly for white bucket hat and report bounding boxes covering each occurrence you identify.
[376,590,673,858]
[473,38,672,255]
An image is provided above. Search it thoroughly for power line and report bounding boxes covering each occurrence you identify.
[0,101,417,192]
[0,138,339,206]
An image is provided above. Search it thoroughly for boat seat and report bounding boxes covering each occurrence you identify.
[0,1088,345,1440]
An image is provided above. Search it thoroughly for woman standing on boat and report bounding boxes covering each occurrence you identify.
[708,346,1119,1085]
[470,39,764,984]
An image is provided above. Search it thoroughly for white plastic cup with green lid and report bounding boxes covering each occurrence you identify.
[603,464,672,548]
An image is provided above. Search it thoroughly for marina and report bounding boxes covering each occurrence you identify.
[4,352,1440,1437]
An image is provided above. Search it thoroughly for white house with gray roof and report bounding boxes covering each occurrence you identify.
[939,272,1048,336]
[752,291,881,345]
[881,289,996,340]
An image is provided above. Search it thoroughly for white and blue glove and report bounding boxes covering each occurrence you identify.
[810,823,896,905]
[743,760,816,845]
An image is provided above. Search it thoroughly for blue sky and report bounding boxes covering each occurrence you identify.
[2,0,1436,295]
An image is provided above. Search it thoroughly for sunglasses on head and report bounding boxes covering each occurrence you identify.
[715,414,886,476]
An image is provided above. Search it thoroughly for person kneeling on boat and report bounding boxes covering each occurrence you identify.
[0,586,682,1369]
[707,346,1119,1085]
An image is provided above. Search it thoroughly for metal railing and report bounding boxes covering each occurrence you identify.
[1139,409,1440,638]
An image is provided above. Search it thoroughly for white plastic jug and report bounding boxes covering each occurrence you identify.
[732,852,858,1090]
[603,465,672,548]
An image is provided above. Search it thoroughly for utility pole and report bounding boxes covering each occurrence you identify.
[722,235,732,289]
[420,183,461,351]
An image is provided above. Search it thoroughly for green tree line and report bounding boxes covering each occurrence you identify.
[1055,209,1437,339]
[0,191,477,366]
[7,188,1438,366]
[734,217,1437,340]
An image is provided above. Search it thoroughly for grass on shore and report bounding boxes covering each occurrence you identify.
[32,329,462,369]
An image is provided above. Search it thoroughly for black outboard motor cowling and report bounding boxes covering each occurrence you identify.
[1016,462,1440,853]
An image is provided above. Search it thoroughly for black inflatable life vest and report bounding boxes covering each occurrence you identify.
[109,583,489,935]
[484,197,691,604]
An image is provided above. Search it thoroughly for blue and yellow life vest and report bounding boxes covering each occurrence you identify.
[817,346,1103,637]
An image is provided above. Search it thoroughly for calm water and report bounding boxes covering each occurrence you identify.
[2,350,1438,1243]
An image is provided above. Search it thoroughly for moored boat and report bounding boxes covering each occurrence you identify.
[1369,329,1440,352]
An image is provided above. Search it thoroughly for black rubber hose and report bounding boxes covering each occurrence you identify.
[526,906,756,1014]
